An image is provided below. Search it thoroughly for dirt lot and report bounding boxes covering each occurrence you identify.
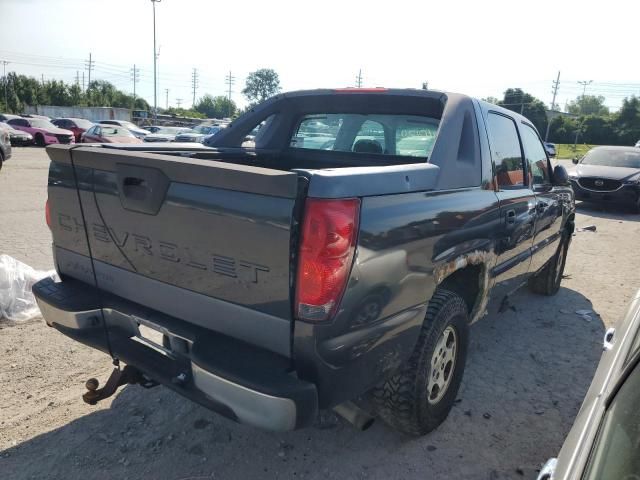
[1,148,639,480]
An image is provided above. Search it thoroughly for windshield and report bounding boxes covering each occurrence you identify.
[102,126,135,137]
[30,119,57,129]
[71,118,94,129]
[193,125,219,135]
[581,149,640,169]
[120,121,140,130]
[156,127,193,134]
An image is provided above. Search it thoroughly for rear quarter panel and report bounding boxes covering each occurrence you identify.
[294,187,501,407]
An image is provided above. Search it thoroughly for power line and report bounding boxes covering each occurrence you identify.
[85,52,95,89]
[545,71,561,142]
[131,64,140,106]
[191,68,199,107]
[1,60,9,108]
[225,70,235,117]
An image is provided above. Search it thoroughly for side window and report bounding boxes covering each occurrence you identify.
[352,120,385,154]
[94,127,101,136]
[583,362,640,480]
[487,112,525,188]
[291,114,342,151]
[520,123,550,185]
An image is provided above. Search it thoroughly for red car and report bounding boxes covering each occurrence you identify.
[7,117,74,146]
[81,124,143,143]
[51,118,95,143]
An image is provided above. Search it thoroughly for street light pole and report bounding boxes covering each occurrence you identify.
[151,0,161,123]
[1,61,9,110]
[574,80,593,147]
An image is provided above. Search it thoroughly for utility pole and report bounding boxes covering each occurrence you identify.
[225,70,235,117]
[355,69,363,88]
[151,0,161,122]
[41,74,45,86]
[130,64,140,107]
[422,81,429,90]
[544,71,561,141]
[165,88,169,109]
[82,71,85,92]
[574,80,593,147]
[191,68,199,107]
[1,60,9,109]
[176,98,183,109]
[85,52,94,88]
[75,71,80,86]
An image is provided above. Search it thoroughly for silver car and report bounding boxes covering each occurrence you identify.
[538,289,640,479]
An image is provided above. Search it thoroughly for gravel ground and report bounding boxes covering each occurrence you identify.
[1,148,639,480]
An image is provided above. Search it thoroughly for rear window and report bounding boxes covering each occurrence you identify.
[290,113,439,158]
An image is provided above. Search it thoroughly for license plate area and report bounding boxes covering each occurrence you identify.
[133,318,171,355]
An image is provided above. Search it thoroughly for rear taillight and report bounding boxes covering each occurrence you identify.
[45,199,51,229]
[295,198,360,322]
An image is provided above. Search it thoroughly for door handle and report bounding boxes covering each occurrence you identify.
[505,209,516,225]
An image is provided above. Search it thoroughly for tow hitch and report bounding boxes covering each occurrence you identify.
[83,366,158,405]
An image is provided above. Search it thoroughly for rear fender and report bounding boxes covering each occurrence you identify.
[433,248,497,324]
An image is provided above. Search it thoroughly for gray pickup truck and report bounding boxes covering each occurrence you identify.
[34,89,575,435]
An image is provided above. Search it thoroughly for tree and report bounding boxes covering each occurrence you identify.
[498,88,548,135]
[242,68,281,105]
[612,96,640,145]
[194,94,237,118]
[482,96,500,105]
[566,95,609,116]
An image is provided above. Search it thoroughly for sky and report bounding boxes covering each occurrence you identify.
[1,0,639,111]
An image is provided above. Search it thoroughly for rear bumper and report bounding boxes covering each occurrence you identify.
[570,179,640,206]
[33,277,318,431]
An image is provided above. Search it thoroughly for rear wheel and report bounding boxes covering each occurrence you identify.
[34,133,45,147]
[371,289,469,436]
[528,234,569,296]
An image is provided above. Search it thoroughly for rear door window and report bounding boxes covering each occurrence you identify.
[486,112,525,189]
[520,123,551,186]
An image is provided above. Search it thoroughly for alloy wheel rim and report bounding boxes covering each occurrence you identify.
[427,325,458,405]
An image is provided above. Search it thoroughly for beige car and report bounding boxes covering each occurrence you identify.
[538,289,640,479]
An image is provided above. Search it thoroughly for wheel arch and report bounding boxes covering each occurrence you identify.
[433,249,495,324]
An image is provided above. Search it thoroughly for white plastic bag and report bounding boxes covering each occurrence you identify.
[0,255,58,322]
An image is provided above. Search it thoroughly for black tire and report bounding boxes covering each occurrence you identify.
[371,289,469,436]
[34,133,45,147]
[528,234,570,296]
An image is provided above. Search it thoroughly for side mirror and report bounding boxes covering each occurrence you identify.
[572,157,579,164]
[553,165,570,186]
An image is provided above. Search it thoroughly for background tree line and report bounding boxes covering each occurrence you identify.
[0,73,150,112]
[487,88,640,146]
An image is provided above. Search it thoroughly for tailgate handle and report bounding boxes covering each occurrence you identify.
[116,164,169,215]
[123,176,146,188]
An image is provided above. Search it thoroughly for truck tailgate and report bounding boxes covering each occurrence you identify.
[47,145,300,356]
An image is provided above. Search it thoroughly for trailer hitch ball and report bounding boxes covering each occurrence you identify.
[85,378,99,391]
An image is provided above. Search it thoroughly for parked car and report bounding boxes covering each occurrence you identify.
[22,114,51,120]
[544,142,556,157]
[0,113,21,123]
[634,140,640,148]
[7,117,74,146]
[143,127,195,142]
[98,120,150,139]
[0,123,11,170]
[81,124,143,144]
[0,121,34,146]
[537,289,640,480]
[51,118,95,143]
[174,124,224,143]
[145,125,163,133]
[569,146,640,212]
[34,89,575,435]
